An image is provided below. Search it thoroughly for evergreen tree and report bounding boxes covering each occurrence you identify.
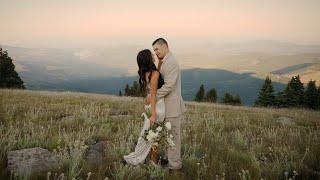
[123,81,145,97]
[284,75,304,107]
[304,80,318,109]
[132,81,139,96]
[0,48,25,89]
[119,90,122,96]
[254,76,275,107]
[124,84,130,96]
[275,91,287,108]
[222,92,242,105]
[195,84,205,102]
[233,94,242,105]
[132,81,140,95]
[205,88,217,103]
[222,92,233,104]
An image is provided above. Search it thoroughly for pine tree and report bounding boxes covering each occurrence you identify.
[119,90,122,96]
[132,81,139,96]
[124,84,130,96]
[234,94,242,105]
[304,80,318,109]
[123,81,145,97]
[317,85,320,110]
[195,84,205,102]
[275,91,287,108]
[205,88,217,103]
[0,48,25,89]
[222,92,233,104]
[222,92,242,106]
[254,76,275,107]
[284,75,304,107]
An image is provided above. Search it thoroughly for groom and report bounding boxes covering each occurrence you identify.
[152,38,186,171]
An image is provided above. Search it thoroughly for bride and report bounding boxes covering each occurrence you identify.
[123,49,166,166]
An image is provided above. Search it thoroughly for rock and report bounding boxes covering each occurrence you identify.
[84,141,108,166]
[109,109,130,116]
[7,147,60,176]
[277,116,296,126]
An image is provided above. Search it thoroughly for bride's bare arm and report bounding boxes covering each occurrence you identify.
[157,60,163,71]
[149,70,160,123]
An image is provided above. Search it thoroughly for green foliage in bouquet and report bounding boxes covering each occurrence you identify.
[142,120,174,149]
[141,104,174,149]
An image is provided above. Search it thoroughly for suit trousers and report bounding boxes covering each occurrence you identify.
[166,115,182,170]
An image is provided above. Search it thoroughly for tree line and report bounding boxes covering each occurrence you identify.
[120,81,145,97]
[192,75,320,110]
[194,84,242,105]
[255,76,320,110]
[121,81,242,105]
[123,75,320,110]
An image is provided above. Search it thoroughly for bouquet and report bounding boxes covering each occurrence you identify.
[141,104,175,164]
[141,104,175,149]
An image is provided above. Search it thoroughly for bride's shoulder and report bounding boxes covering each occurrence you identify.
[150,70,160,82]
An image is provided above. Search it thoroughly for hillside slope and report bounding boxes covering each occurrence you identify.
[13,68,288,106]
[0,89,319,179]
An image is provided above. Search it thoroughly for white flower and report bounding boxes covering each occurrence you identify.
[167,137,175,147]
[146,130,155,141]
[144,104,151,111]
[165,122,171,130]
[154,132,159,138]
[156,126,162,132]
[146,130,159,142]
[146,135,152,141]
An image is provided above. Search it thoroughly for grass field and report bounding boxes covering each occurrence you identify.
[0,89,319,179]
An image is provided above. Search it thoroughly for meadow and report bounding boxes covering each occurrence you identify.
[0,89,319,179]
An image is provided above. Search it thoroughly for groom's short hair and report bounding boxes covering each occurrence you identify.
[152,38,168,47]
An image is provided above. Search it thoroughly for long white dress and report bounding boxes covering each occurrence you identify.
[123,95,165,165]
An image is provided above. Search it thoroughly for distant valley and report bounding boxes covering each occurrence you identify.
[1,40,320,105]
[19,69,287,106]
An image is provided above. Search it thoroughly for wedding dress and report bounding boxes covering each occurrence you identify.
[123,91,165,165]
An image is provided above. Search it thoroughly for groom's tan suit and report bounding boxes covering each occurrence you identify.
[157,52,186,170]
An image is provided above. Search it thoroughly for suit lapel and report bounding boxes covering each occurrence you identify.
[160,59,167,76]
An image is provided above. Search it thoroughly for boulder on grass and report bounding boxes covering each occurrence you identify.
[7,147,60,176]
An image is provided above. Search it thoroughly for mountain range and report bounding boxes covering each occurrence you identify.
[1,40,319,105]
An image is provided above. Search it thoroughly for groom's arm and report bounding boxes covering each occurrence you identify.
[156,60,179,99]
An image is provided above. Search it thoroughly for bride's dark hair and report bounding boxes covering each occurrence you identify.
[137,49,164,93]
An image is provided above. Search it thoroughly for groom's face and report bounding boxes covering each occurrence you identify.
[152,43,166,60]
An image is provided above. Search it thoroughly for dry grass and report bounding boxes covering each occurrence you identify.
[0,89,319,179]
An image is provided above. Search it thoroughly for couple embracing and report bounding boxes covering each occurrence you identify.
[123,38,186,171]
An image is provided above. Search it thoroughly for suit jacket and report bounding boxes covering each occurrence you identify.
[157,52,186,118]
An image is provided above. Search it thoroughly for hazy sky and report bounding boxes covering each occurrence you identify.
[1,0,320,47]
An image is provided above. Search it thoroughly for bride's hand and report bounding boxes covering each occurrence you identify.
[157,60,163,71]
[145,95,151,105]
[150,114,156,124]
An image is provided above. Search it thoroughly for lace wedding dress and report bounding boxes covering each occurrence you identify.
[123,95,165,165]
